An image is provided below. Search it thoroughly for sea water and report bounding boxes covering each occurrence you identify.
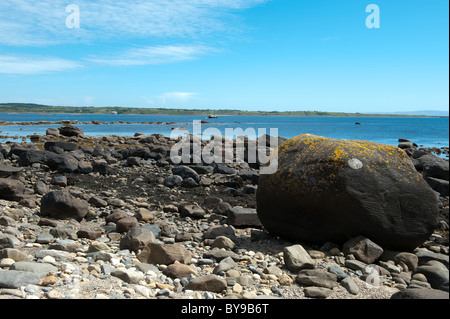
[0,113,448,150]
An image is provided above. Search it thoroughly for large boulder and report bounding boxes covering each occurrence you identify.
[40,191,89,221]
[257,134,439,251]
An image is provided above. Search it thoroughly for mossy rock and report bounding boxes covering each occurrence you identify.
[256,134,439,251]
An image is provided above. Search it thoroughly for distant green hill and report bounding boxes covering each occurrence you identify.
[0,103,440,117]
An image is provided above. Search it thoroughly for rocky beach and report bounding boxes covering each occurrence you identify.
[0,123,449,301]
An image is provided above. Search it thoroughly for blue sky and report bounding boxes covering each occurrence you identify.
[0,0,448,113]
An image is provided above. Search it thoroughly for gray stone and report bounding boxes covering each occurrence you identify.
[49,239,84,253]
[343,236,384,264]
[296,270,338,289]
[203,248,240,262]
[415,250,449,268]
[340,277,359,295]
[179,204,206,219]
[204,226,236,240]
[211,236,235,250]
[35,232,55,244]
[0,165,23,179]
[303,287,333,299]
[51,176,67,187]
[35,249,71,261]
[213,257,239,274]
[120,227,156,252]
[345,259,369,272]
[378,261,401,274]
[0,270,41,288]
[9,261,58,278]
[111,268,144,284]
[0,233,16,249]
[163,175,183,188]
[328,265,347,281]
[283,244,315,272]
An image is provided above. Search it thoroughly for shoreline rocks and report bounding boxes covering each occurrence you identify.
[0,127,448,300]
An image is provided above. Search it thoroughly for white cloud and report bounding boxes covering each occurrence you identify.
[0,54,82,75]
[160,92,200,105]
[88,45,214,66]
[0,0,269,46]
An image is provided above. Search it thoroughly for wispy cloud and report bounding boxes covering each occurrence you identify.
[0,0,269,46]
[0,54,82,75]
[88,45,215,66]
[147,92,200,106]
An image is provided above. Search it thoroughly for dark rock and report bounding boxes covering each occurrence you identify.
[40,191,89,221]
[0,178,25,201]
[204,226,236,239]
[44,141,78,152]
[172,166,200,182]
[181,177,199,188]
[391,288,449,299]
[213,164,236,175]
[342,236,384,264]
[0,165,23,179]
[88,196,108,208]
[59,125,84,137]
[51,176,67,187]
[93,161,117,175]
[34,180,49,195]
[138,243,192,265]
[425,177,449,196]
[413,261,449,290]
[76,229,102,240]
[415,250,449,268]
[227,206,261,227]
[126,157,141,167]
[191,165,214,175]
[179,204,205,219]
[116,217,139,233]
[163,175,183,188]
[203,248,240,262]
[105,211,128,224]
[257,134,440,251]
[185,274,227,293]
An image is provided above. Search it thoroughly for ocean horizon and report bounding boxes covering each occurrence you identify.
[0,113,449,153]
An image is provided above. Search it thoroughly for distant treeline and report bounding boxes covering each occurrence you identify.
[0,103,435,117]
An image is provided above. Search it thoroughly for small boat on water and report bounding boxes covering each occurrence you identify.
[208,114,218,119]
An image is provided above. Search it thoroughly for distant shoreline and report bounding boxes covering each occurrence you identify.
[0,103,448,119]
